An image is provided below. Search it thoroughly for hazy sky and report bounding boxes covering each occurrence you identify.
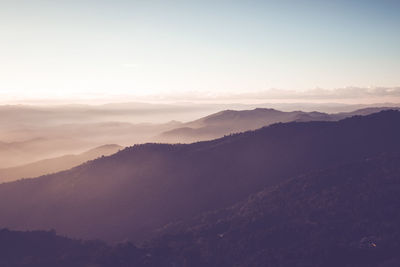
[1,0,399,103]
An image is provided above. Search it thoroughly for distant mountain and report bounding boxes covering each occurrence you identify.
[159,108,328,142]
[0,137,120,169]
[0,138,50,168]
[334,107,400,118]
[0,120,180,168]
[0,111,399,243]
[0,144,122,183]
[1,106,396,167]
[159,107,399,143]
[150,153,400,267]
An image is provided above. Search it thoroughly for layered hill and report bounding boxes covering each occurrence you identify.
[159,107,398,143]
[0,144,122,183]
[0,111,399,243]
[2,153,400,267]
[1,106,395,167]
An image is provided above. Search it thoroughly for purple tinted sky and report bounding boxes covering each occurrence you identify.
[0,0,399,102]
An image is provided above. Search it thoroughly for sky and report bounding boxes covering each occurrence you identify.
[1,0,400,103]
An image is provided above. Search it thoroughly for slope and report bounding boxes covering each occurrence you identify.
[150,153,400,267]
[159,107,398,143]
[0,144,122,183]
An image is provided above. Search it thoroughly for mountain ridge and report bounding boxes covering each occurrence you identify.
[0,110,399,243]
[159,107,400,143]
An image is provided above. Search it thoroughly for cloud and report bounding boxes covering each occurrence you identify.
[1,86,399,105]
[131,86,400,104]
[298,87,400,99]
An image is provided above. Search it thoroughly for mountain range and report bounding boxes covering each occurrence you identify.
[158,107,399,143]
[0,110,399,244]
[1,106,397,168]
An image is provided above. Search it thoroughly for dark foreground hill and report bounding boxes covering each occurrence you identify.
[2,153,400,267]
[149,153,400,267]
[0,228,159,267]
[0,111,399,243]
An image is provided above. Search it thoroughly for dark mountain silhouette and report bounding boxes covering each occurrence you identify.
[0,144,122,184]
[159,107,399,143]
[2,153,400,267]
[0,228,150,267]
[149,153,400,267]
[0,111,399,243]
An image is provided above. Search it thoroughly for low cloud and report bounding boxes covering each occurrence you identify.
[1,86,400,105]
[151,87,400,103]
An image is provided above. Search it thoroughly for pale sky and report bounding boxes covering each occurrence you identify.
[1,0,400,103]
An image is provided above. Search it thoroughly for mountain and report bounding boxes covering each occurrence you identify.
[0,144,122,184]
[159,107,399,143]
[2,153,400,267]
[0,120,180,169]
[1,106,396,168]
[0,111,399,243]
[149,153,400,267]
[331,107,400,119]
[158,108,329,142]
[0,138,51,168]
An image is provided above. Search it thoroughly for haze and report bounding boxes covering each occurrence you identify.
[2,1,400,266]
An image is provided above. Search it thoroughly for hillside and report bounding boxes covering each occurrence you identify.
[0,144,122,183]
[159,108,329,142]
[2,153,400,267]
[0,228,150,267]
[0,138,54,168]
[149,153,400,267]
[0,111,399,243]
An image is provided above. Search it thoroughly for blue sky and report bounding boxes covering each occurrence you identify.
[0,0,399,102]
